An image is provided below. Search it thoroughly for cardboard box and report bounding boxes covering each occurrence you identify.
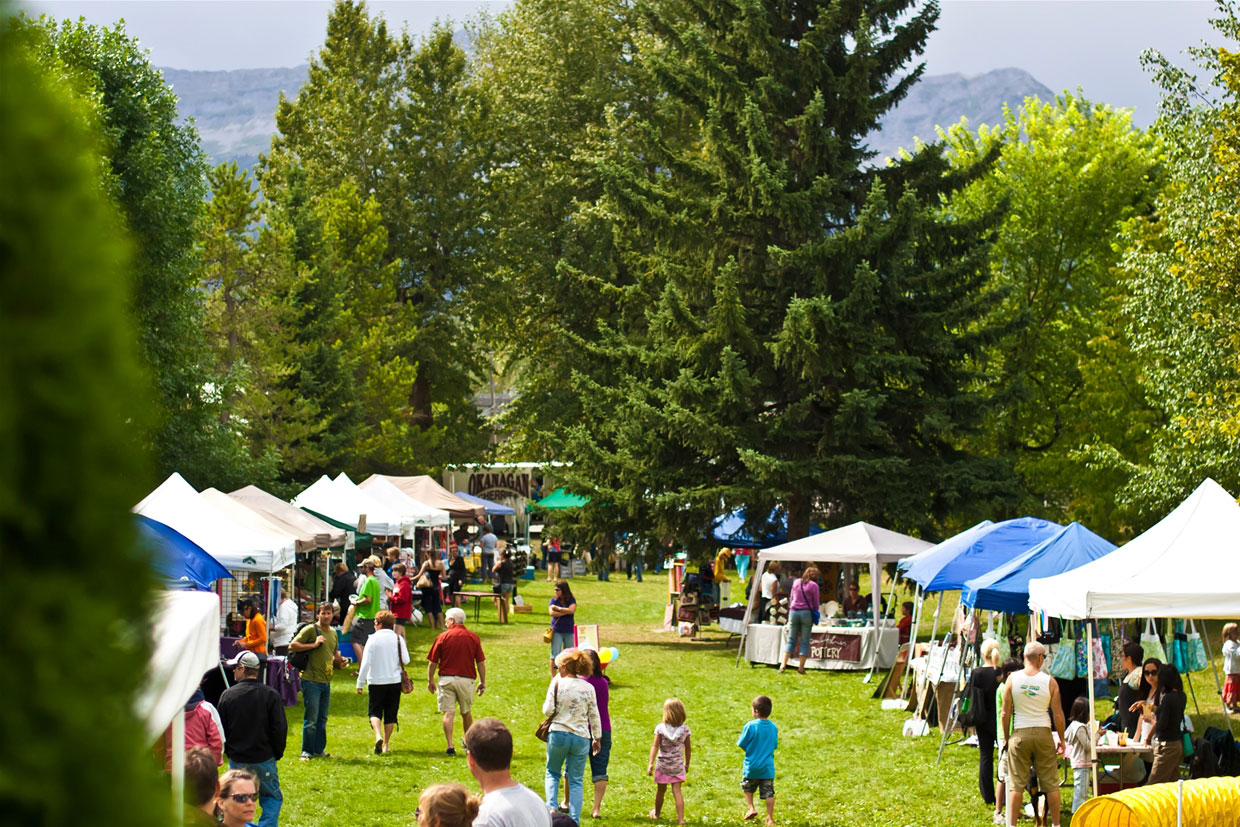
[513,604,532,614]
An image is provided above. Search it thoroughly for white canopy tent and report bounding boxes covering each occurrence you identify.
[229,485,347,550]
[358,474,452,530]
[1028,477,1240,619]
[1028,478,1240,795]
[135,473,296,573]
[736,522,932,666]
[292,474,402,537]
[200,488,309,554]
[136,590,221,825]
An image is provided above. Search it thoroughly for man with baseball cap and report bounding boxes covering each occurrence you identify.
[219,650,288,827]
[1000,640,1066,827]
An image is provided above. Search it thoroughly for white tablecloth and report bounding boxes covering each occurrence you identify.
[743,622,898,671]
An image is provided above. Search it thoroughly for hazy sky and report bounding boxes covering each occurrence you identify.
[23,1,1234,124]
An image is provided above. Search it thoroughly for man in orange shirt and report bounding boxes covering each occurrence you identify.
[241,600,268,654]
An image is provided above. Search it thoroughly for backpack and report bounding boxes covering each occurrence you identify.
[286,623,318,671]
[1203,726,1240,777]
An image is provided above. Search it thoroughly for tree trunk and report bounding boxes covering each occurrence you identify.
[409,370,433,429]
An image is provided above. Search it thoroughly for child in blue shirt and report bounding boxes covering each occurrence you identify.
[736,695,778,826]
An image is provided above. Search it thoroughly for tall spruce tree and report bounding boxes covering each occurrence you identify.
[553,0,1015,558]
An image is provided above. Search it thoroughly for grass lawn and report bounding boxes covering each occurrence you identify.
[270,574,1235,827]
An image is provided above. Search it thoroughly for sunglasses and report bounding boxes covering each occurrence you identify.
[228,793,258,804]
[1143,668,1159,675]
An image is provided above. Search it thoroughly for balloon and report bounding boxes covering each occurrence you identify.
[608,647,620,662]
[598,648,613,664]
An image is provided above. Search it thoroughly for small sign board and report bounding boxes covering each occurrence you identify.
[809,631,863,662]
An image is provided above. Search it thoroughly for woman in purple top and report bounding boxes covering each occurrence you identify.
[584,648,611,817]
[779,565,820,674]
[549,580,578,673]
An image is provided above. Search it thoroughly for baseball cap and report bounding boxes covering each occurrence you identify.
[226,651,261,669]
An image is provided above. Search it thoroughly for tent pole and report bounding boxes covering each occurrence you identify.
[930,591,944,642]
[864,561,882,683]
[901,584,924,696]
[171,707,185,826]
[1199,623,1235,733]
[735,557,766,667]
[1086,620,1098,802]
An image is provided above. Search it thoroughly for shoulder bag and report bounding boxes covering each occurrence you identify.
[286,622,318,671]
[535,681,558,742]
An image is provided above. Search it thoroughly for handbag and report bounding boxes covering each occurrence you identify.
[417,572,432,589]
[398,636,413,694]
[1187,619,1209,672]
[535,681,558,742]
[1141,618,1167,664]
[543,627,554,644]
[1049,624,1077,679]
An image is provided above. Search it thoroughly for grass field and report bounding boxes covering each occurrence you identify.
[269,573,1235,827]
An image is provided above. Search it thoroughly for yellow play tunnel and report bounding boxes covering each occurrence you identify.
[1071,778,1240,827]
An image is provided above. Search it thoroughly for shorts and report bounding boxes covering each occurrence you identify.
[437,675,476,715]
[741,778,775,800]
[589,730,612,781]
[350,617,375,646]
[1007,728,1058,794]
[547,551,563,564]
[367,682,401,724]
[498,582,515,595]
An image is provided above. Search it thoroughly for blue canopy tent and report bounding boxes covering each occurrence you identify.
[900,517,1063,593]
[453,491,516,516]
[138,515,232,589]
[961,521,1117,614]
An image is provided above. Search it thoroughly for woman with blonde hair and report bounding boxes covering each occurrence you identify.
[356,610,410,754]
[416,783,481,827]
[971,637,1004,812]
[779,565,820,674]
[543,648,602,823]
[215,769,259,827]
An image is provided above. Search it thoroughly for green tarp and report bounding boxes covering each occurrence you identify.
[531,488,590,510]
[300,507,372,550]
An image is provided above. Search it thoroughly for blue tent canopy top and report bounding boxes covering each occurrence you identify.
[453,491,516,516]
[960,522,1117,614]
[138,515,232,589]
[900,517,1063,593]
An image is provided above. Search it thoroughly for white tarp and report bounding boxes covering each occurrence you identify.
[1028,478,1240,619]
[358,475,451,529]
[292,474,401,537]
[136,590,220,740]
[135,473,296,572]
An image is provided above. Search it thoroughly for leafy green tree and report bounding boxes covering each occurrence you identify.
[541,0,1016,561]
[0,24,162,824]
[939,95,1163,537]
[266,0,489,473]
[470,0,643,458]
[14,15,260,488]
[1102,7,1240,517]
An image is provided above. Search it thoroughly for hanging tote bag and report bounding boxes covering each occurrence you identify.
[1049,623,1078,679]
[1187,619,1209,672]
[1140,617,1167,664]
[1171,621,1189,673]
[1076,622,1092,678]
[1091,630,1109,680]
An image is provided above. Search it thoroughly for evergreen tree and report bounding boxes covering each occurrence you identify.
[0,24,162,824]
[551,0,1015,561]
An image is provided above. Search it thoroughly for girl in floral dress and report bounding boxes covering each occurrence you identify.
[647,698,691,825]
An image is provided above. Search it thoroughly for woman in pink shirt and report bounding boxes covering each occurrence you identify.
[779,566,820,674]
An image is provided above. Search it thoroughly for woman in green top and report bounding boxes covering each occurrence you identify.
[993,658,1022,826]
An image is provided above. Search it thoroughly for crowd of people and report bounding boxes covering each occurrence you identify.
[964,634,1205,827]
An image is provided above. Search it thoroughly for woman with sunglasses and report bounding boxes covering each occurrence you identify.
[1128,657,1162,744]
[215,769,259,827]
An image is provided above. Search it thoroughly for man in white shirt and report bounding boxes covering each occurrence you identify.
[465,718,551,827]
[1001,641,1066,827]
[271,596,300,655]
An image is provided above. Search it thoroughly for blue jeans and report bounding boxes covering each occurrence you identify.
[229,757,282,827]
[545,730,589,823]
[302,680,330,756]
[785,609,814,656]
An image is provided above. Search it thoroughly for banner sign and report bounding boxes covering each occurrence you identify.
[468,471,530,499]
[809,631,863,662]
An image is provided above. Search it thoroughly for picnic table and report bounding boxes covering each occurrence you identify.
[455,591,502,623]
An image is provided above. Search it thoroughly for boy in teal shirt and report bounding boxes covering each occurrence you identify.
[737,695,778,826]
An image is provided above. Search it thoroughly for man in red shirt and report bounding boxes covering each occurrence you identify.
[427,606,487,756]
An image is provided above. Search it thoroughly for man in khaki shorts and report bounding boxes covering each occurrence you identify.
[1001,641,1066,827]
[427,606,486,756]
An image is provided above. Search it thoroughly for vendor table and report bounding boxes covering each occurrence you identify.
[743,621,898,670]
[1094,742,1153,793]
[455,591,502,623]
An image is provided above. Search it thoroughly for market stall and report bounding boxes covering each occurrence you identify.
[229,484,347,550]
[370,474,485,522]
[358,474,452,531]
[292,474,402,537]
[736,521,931,671]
